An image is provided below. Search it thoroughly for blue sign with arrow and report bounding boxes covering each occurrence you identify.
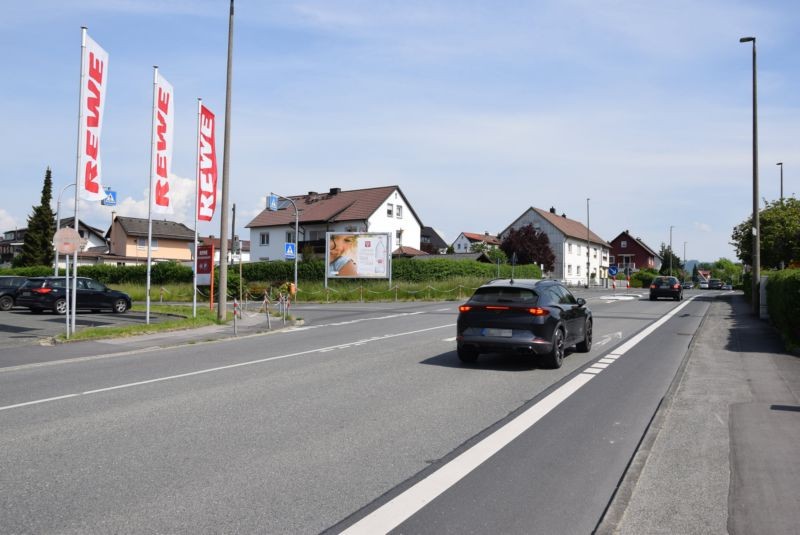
[608,264,618,277]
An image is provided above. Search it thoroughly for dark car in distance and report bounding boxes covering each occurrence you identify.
[456,279,592,369]
[708,279,724,290]
[15,277,131,314]
[0,276,28,311]
[650,276,683,301]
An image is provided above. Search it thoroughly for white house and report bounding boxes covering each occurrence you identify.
[451,232,502,253]
[500,206,611,286]
[245,186,423,261]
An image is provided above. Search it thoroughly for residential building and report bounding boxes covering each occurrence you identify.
[500,206,611,286]
[608,230,662,274]
[413,252,494,263]
[451,232,501,253]
[420,226,448,254]
[245,186,423,261]
[0,229,25,266]
[199,235,251,263]
[105,215,195,265]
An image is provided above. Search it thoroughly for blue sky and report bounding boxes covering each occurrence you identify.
[3,1,799,262]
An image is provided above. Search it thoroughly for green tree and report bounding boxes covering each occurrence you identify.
[711,258,742,284]
[692,264,700,282]
[500,224,555,272]
[14,167,56,268]
[731,198,800,269]
[486,247,507,264]
[658,243,683,276]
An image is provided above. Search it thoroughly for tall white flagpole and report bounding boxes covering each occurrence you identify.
[146,66,158,325]
[193,98,202,318]
[71,27,88,337]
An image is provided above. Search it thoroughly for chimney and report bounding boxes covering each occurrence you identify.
[549,206,556,214]
[329,187,341,195]
[308,191,318,196]
[562,213,566,218]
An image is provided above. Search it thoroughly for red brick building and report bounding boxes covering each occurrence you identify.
[609,230,662,273]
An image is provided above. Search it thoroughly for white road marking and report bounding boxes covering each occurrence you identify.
[0,323,455,412]
[594,331,623,347]
[442,336,457,342]
[437,308,453,312]
[340,373,594,535]
[598,358,616,364]
[591,363,610,369]
[340,296,699,534]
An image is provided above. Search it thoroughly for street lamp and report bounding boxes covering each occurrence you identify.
[586,198,590,288]
[740,36,760,314]
[777,162,783,201]
[669,225,674,276]
[54,183,76,275]
[270,192,299,291]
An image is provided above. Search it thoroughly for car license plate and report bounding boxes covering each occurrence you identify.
[21,291,30,296]
[482,328,512,337]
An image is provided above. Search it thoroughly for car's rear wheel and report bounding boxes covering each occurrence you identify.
[576,319,592,353]
[112,298,129,313]
[543,328,565,369]
[457,345,479,364]
[54,298,67,315]
[0,295,13,311]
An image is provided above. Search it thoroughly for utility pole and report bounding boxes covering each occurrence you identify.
[217,0,234,321]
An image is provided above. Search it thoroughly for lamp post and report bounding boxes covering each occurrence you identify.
[683,241,687,280]
[777,162,783,201]
[740,36,760,314]
[669,225,674,276]
[586,198,590,288]
[54,183,76,275]
[270,192,299,290]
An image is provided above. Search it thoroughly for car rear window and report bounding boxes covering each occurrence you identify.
[470,287,539,304]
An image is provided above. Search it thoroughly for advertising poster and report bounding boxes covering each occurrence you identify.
[196,244,214,285]
[327,232,390,279]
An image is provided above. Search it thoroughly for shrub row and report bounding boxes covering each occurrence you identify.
[1,258,541,285]
[765,269,800,350]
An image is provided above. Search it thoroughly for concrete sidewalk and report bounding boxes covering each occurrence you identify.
[600,294,800,534]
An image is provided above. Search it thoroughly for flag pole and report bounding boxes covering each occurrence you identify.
[146,66,158,324]
[71,27,88,337]
[193,98,202,318]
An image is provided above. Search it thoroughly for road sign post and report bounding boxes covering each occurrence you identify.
[284,242,296,260]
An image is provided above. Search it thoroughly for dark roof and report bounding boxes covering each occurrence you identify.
[413,252,493,263]
[58,217,105,239]
[611,230,661,259]
[502,207,608,246]
[421,226,448,249]
[112,216,194,241]
[392,246,428,257]
[245,186,421,228]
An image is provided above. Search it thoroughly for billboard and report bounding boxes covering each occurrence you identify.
[196,244,214,286]
[326,232,390,279]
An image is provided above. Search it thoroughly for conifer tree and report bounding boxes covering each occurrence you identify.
[15,167,56,267]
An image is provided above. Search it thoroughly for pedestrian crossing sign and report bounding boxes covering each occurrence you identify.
[284,243,296,259]
[101,189,117,206]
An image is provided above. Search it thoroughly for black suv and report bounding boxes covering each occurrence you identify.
[15,277,131,314]
[456,279,592,368]
[0,276,28,311]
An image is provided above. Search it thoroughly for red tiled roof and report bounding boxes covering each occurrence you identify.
[532,208,608,245]
[392,246,428,257]
[462,232,502,245]
[245,186,402,228]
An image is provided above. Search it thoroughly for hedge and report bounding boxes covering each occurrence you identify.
[0,258,541,285]
[765,269,800,349]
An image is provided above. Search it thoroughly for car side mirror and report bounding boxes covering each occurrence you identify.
[576,298,586,307]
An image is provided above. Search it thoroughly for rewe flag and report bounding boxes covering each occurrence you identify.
[151,73,174,214]
[197,104,218,221]
[78,34,108,202]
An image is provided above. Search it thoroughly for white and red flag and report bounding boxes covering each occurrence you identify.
[77,34,108,201]
[151,73,174,214]
[197,104,218,221]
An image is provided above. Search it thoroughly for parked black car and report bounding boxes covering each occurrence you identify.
[0,276,28,311]
[456,279,592,368]
[15,277,131,314]
[649,276,683,301]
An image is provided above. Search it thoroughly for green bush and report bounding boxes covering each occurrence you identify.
[765,269,800,350]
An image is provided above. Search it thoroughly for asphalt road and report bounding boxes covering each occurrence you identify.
[0,289,716,533]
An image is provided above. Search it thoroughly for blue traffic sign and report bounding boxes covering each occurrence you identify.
[268,195,278,211]
[101,189,117,207]
[284,242,296,259]
[608,264,618,276]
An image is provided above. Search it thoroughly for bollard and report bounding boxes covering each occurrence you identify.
[233,298,239,335]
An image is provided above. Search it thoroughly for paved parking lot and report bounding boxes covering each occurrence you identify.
[0,307,167,348]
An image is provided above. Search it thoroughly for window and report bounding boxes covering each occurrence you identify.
[610,255,615,264]
[286,231,295,243]
[309,230,325,241]
[568,264,573,275]
[396,230,402,246]
[387,203,394,217]
[621,240,627,248]
[396,205,403,219]
[568,243,573,253]
[260,232,270,246]
[593,247,598,258]
[577,265,582,276]
[137,238,158,250]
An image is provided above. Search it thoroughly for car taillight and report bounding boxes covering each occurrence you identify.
[485,305,510,310]
[458,305,472,313]
[673,284,680,289]
[527,307,549,316]
[650,284,656,289]
[32,288,52,294]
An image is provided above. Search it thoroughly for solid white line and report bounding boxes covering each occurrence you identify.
[342,296,701,534]
[340,373,594,535]
[610,297,696,356]
[0,323,455,412]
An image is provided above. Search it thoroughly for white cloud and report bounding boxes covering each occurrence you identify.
[0,209,19,231]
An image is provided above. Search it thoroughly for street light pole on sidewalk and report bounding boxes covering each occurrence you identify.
[740,36,760,314]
